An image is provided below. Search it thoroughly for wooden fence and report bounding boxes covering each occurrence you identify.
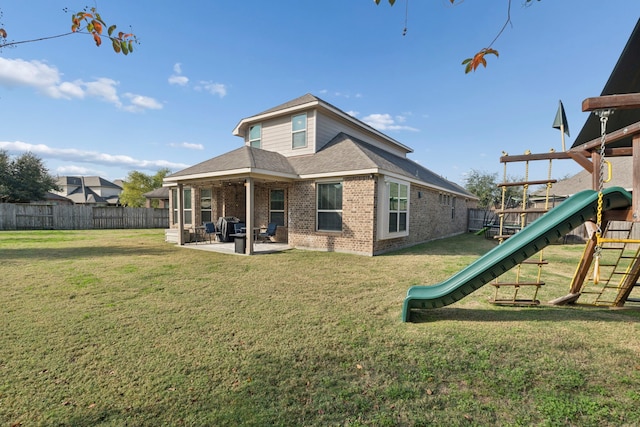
[0,204,169,230]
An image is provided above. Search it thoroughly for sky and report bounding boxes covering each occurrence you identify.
[0,1,638,186]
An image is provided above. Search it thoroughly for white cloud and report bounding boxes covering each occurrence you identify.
[168,62,189,86]
[0,57,161,112]
[168,75,189,86]
[123,93,163,112]
[0,140,189,171]
[362,113,419,132]
[195,81,227,98]
[169,142,204,150]
[346,110,359,118]
[83,78,121,106]
[0,57,60,90]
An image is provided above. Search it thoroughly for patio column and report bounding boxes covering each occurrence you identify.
[177,183,184,245]
[245,178,254,255]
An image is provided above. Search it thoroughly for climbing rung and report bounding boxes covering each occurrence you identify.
[520,260,549,265]
[490,298,541,306]
[491,281,544,288]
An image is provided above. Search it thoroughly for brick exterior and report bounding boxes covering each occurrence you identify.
[169,176,475,256]
[288,176,376,255]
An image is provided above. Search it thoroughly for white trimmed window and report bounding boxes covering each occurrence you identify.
[292,113,307,148]
[201,188,212,223]
[317,182,342,231]
[172,187,192,225]
[378,178,409,239]
[270,189,285,226]
[249,124,261,148]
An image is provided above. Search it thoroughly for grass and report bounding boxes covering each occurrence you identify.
[1,229,639,426]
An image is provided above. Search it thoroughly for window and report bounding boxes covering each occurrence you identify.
[388,181,408,233]
[451,197,456,219]
[317,182,342,231]
[171,187,192,225]
[270,189,285,226]
[249,124,261,148]
[292,113,307,148]
[201,188,212,223]
[378,178,409,239]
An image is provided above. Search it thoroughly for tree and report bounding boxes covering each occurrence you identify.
[0,6,137,55]
[464,169,524,210]
[119,168,171,207]
[464,169,500,209]
[0,150,59,203]
[375,0,541,72]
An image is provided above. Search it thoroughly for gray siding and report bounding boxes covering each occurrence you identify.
[249,110,316,157]
[316,113,408,157]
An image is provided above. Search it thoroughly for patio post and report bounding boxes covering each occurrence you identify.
[177,183,184,245]
[245,177,254,255]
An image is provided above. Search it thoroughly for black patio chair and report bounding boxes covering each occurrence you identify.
[203,221,220,243]
[258,222,278,242]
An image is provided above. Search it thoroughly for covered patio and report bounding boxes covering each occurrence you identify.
[182,239,291,256]
[164,146,296,255]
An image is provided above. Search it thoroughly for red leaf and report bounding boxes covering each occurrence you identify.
[92,32,102,47]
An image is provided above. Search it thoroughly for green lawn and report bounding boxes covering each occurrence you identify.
[1,230,639,426]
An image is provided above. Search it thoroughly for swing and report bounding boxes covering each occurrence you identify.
[592,109,614,283]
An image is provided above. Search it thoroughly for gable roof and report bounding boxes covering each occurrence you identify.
[289,133,473,196]
[572,18,640,149]
[232,93,413,155]
[165,145,298,182]
[166,133,475,198]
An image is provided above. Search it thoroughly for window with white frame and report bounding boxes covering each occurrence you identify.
[317,182,342,231]
[201,188,212,223]
[172,187,192,225]
[292,113,307,148]
[388,181,408,233]
[378,178,409,239]
[270,189,285,226]
[249,124,261,148]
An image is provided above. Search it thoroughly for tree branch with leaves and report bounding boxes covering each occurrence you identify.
[0,6,137,55]
[375,0,540,73]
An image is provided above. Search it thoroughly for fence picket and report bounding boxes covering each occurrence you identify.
[0,204,168,230]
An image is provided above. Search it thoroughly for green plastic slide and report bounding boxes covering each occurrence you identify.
[402,187,632,322]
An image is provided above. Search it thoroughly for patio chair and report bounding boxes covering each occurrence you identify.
[234,222,246,235]
[258,222,278,242]
[202,221,220,243]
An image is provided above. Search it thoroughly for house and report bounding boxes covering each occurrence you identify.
[53,176,122,205]
[143,186,170,208]
[164,94,478,255]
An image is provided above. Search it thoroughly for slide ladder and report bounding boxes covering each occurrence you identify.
[490,150,556,305]
[580,222,640,306]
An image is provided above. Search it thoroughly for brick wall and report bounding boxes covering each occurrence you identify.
[373,184,475,254]
[288,176,376,255]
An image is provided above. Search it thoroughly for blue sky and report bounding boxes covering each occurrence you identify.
[0,1,638,185]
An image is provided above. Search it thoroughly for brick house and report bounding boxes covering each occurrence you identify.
[164,94,477,255]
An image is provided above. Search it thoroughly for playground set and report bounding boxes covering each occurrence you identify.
[402,20,640,322]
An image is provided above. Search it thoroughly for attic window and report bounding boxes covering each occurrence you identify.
[249,124,261,148]
[292,113,307,148]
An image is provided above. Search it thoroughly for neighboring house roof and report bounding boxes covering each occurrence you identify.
[57,176,123,190]
[55,175,121,204]
[143,187,170,199]
[533,157,633,197]
[572,18,640,149]
[232,93,414,155]
[166,133,475,198]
